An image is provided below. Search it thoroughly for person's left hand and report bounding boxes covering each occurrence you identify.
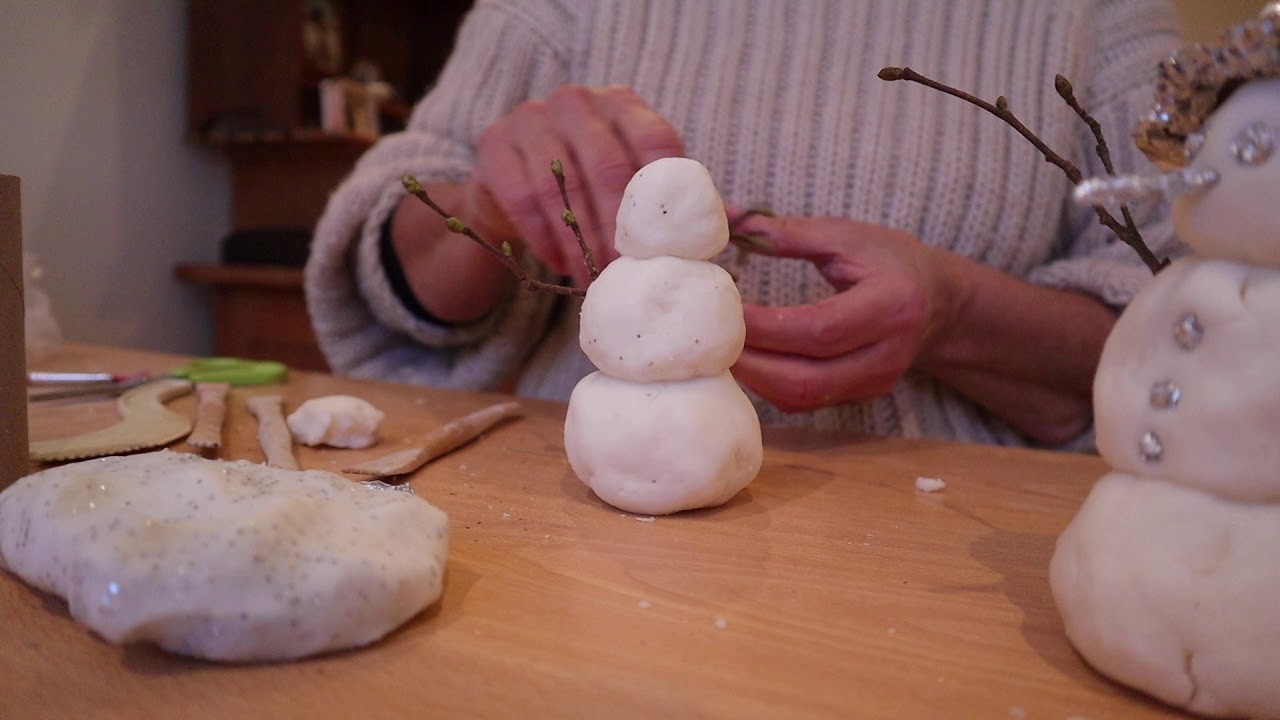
[730,214,955,413]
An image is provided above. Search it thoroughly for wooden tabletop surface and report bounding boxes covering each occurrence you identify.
[3,344,1188,719]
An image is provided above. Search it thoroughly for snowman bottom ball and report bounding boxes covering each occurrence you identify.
[1050,472,1280,718]
[564,371,762,516]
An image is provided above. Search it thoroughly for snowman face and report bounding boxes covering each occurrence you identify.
[1173,77,1280,265]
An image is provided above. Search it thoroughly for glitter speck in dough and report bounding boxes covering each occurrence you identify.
[0,450,448,662]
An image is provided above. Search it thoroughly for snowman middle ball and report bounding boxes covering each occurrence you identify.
[579,255,745,383]
[564,371,763,516]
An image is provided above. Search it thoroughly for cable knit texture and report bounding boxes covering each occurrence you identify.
[306,0,1184,446]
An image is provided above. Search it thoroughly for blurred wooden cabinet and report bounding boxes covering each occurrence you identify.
[180,0,472,367]
[187,0,473,229]
[175,264,328,372]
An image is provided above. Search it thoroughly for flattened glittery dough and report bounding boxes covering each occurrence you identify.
[0,450,448,662]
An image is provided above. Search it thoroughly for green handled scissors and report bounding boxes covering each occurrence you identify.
[168,357,287,385]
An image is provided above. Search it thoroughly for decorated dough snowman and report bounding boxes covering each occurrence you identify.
[1052,7,1280,717]
[563,157,763,515]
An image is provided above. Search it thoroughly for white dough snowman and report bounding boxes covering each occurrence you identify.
[1052,7,1280,717]
[563,157,763,516]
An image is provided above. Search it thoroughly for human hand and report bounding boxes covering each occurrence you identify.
[730,214,956,413]
[470,85,685,288]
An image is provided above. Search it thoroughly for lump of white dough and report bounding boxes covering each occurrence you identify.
[1172,78,1280,267]
[287,395,384,449]
[1050,472,1280,718]
[1093,256,1280,502]
[564,371,762,515]
[613,157,729,260]
[579,255,745,383]
[0,450,448,662]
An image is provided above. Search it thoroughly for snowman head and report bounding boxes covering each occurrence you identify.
[1074,4,1280,265]
[613,157,729,261]
[1172,77,1280,264]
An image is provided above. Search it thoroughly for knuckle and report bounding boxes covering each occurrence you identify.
[476,121,509,149]
[805,313,847,351]
[596,84,641,105]
[780,370,831,413]
[502,189,543,227]
[535,177,565,209]
[633,126,684,159]
[550,84,592,105]
[897,287,930,328]
[593,156,636,192]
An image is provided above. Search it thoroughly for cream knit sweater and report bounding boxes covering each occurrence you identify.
[306,0,1184,446]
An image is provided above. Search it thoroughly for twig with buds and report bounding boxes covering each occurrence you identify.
[550,159,599,280]
[400,174,586,297]
[878,66,1166,274]
[404,161,777,297]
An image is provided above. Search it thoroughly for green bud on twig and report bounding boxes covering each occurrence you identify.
[551,159,564,177]
[402,175,424,194]
[562,209,576,226]
[501,241,513,257]
[1053,74,1073,101]
[445,217,466,233]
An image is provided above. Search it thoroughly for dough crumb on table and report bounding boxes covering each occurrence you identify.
[914,476,946,493]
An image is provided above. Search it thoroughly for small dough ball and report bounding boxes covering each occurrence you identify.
[614,157,729,260]
[564,371,762,515]
[1172,78,1280,267]
[580,256,744,382]
[1050,472,1280,718]
[286,395,385,449]
[1094,256,1280,502]
[0,450,448,662]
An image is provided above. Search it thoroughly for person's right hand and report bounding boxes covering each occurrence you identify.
[470,85,686,288]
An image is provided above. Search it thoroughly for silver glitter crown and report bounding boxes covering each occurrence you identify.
[1134,3,1280,168]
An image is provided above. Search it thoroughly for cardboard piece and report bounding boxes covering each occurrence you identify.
[0,175,28,488]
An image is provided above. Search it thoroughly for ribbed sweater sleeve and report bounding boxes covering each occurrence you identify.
[304,0,570,388]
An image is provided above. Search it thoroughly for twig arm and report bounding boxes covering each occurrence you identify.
[401,175,585,297]
[878,66,1165,275]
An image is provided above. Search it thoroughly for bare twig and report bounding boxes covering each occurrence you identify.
[401,175,585,297]
[879,66,1165,274]
[550,160,599,280]
[1053,75,1162,270]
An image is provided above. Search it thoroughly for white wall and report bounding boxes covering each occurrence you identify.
[0,0,228,356]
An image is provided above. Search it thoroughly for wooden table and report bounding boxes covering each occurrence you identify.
[4,344,1188,719]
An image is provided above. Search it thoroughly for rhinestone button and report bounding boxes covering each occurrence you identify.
[1174,313,1204,350]
[1149,380,1182,409]
[1185,131,1206,158]
[1231,122,1274,165]
[1139,432,1164,462]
